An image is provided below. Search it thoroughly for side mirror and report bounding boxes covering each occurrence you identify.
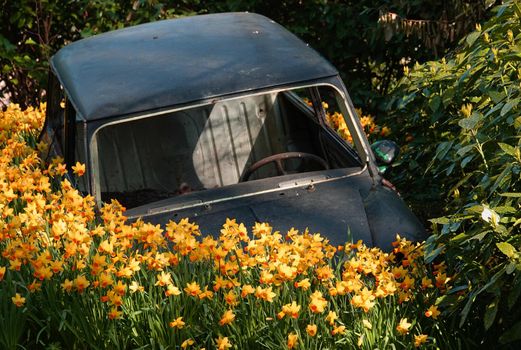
[371,140,400,173]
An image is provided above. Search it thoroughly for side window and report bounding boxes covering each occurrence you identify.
[317,86,355,147]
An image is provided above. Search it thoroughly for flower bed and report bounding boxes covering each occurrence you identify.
[0,103,454,349]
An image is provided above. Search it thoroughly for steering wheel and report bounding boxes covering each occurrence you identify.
[240,152,329,182]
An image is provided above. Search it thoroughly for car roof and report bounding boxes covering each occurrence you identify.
[51,12,338,122]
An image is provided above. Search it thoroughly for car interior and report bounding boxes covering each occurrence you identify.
[94,87,361,208]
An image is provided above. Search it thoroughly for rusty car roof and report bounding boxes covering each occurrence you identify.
[51,12,338,121]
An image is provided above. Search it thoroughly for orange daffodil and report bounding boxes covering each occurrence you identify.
[0,103,454,349]
[169,317,185,329]
[425,305,441,319]
[219,310,235,326]
[287,332,298,349]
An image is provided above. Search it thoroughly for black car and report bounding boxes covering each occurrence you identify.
[41,12,425,249]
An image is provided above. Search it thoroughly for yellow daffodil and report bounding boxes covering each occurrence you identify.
[414,334,428,347]
[216,336,232,350]
[169,317,185,329]
[396,318,412,335]
[287,332,298,349]
[219,310,235,326]
[306,324,317,337]
[12,293,26,307]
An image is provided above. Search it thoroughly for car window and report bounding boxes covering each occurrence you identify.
[318,86,356,147]
[94,87,361,208]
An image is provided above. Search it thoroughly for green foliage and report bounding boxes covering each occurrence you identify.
[386,0,521,345]
[1,0,486,113]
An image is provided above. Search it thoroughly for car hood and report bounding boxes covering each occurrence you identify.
[125,170,374,248]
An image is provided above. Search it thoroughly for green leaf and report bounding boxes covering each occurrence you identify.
[456,144,475,157]
[466,32,481,47]
[515,116,521,129]
[500,320,521,344]
[458,112,483,130]
[508,275,521,309]
[429,217,450,225]
[435,141,454,160]
[498,142,516,157]
[500,100,515,116]
[483,298,498,330]
[425,245,444,264]
[460,291,477,327]
[461,155,474,168]
[500,192,521,197]
[428,96,441,113]
[24,38,37,45]
[488,90,506,104]
[496,242,517,258]
[494,206,517,214]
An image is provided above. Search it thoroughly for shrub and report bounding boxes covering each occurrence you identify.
[386,1,521,345]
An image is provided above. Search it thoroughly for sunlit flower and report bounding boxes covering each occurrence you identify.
[198,286,213,300]
[216,336,232,350]
[155,271,172,287]
[224,290,238,306]
[414,334,428,347]
[129,281,144,293]
[309,291,327,313]
[294,278,311,290]
[325,311,338,326]
[184,281,201,297]
[166,285,182,297]
[74,275,90,293]
[241,284,255,298]
[181,339,195,348]
[306,324,317,337]
[287,332,298,349]
[219,309,235,326]
[279,301,301,319]
[396,318,412,335]
[169,317,185,329]
[481,206,500,227]
[425,305,441,319]
[61,279,74,293]
[71,162,86,176]
[12,293,26,307]
[108,307,122,320]
[255,286,276,302]
[331,324,346,335]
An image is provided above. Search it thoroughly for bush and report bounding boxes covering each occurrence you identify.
[386,1,521,346]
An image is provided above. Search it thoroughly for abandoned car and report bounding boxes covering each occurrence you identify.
[41,12,425,249]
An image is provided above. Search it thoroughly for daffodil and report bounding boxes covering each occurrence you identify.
[287,332,298,349]
[414,334,428,347]
[396,318,412,335]
[169,317,185,329]
[425,305,441,319]
[215,336,232,350]
[219,310,235,326]
[306,324,317,337]
[12,293,26,307]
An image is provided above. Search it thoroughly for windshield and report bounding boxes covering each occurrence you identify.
[93,85,362,208]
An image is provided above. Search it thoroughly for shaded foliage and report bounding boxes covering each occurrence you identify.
[386,1,521,346]
[1,0,490,112]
